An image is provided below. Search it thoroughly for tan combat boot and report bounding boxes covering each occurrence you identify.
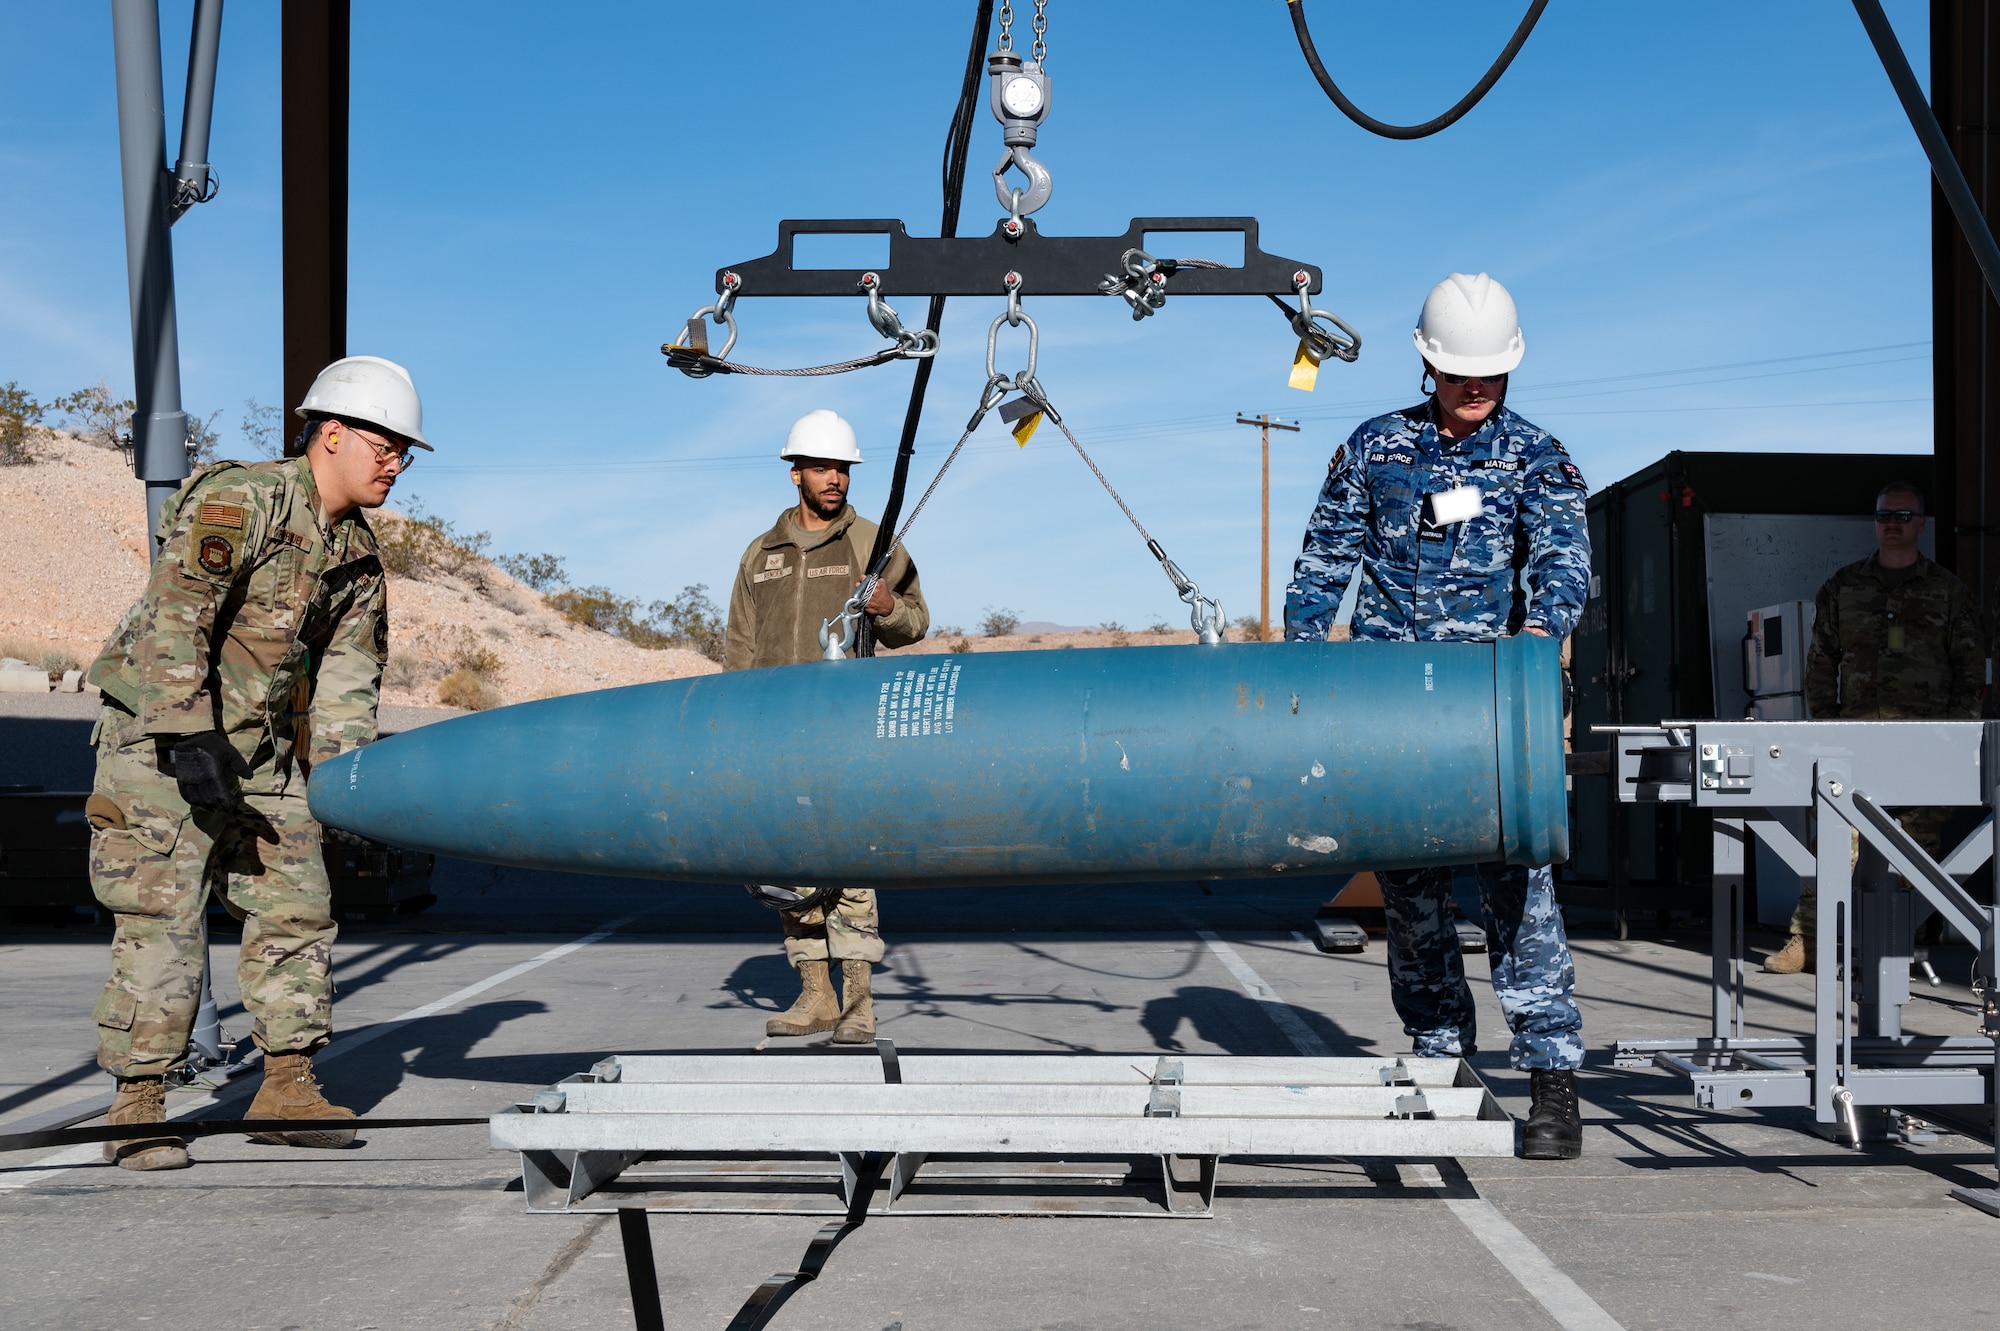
[104,1075,190,1171]
[832,960,876,1044]
[1762,934,1813,975]
[766,959,839,1037]
[245,1049,358,1148]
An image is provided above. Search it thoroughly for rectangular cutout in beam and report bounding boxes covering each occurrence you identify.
[791,231,891,270]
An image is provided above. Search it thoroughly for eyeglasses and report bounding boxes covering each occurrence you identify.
[355,432,417,472]
[1438,371,1506,387]
[1875,509,1919,525]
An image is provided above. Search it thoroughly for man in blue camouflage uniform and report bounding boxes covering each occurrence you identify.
[1284,273,1590,1159]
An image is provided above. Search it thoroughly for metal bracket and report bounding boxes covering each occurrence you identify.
[709,217,1321,299]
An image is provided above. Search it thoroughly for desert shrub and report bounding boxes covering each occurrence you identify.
[934,624,964,637]
[374,495,491,584]
[1147,620,1172,634]
[430,625,503,678]
[949,636,973,654]
[39,649,81,678]
[383,652,426,690]
[498,552,567,591]
[241,399,283,459]
[1097,620,1125,633]
[0,382,46,465]
[546,582,726,662]
[647,584,726,662]
[55,382,134,454]
[548,585,638,634]
[436,668,503,711]
[980,606,1019,637]
[183,408,224,464]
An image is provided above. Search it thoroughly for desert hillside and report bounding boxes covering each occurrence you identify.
[0,432,719,707]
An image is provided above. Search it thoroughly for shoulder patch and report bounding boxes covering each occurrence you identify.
[197,534,236,576]
[197,501,243,529]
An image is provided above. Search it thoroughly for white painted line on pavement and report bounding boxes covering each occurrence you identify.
[1192,929,1331,1056]
[1192,926,1628,1331]
[317,913,640,1065]
[0,914,638,1189]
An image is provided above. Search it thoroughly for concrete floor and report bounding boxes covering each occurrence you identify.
[3,908,1997,1331]
[7,691,1999,1330]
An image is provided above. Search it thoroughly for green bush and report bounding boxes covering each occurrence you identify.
[0,382,45,465]
[980,606,1019,637]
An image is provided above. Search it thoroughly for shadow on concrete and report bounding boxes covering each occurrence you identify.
[1141,983,1374,1057]
[321,997,559,1114]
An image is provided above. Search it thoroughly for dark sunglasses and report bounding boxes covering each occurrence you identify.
[1874,510,1919,525]
[1438,371,1506,387]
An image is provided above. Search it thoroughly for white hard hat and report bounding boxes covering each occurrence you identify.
[781,409,863,464]
[1412,273,1524,377]
[294,355,431,449]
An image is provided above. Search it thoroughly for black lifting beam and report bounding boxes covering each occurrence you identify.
[710,216,1321,299]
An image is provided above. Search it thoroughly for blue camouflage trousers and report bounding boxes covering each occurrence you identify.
[1377,862,1583,1070]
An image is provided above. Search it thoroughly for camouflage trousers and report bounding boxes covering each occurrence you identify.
[88,710,337,1077]
[781,889,885,967]
[1377,863,1584,1071]
[1789,806,1949,939]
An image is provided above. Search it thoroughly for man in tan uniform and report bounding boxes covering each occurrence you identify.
[85,356,427,1169]
[727,409,928,1043]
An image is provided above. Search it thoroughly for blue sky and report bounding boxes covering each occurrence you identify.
[0,2,1939,632]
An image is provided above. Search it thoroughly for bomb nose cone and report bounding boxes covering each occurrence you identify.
[306,638,1567,886]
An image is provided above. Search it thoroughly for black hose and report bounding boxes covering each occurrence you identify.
[1287,0,1548,140]
[857,0,993,655]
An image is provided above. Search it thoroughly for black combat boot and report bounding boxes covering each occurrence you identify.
[1521,1069,1582,1160]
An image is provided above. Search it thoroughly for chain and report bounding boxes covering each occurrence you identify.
[1032,0,1047,62]
[998,0,1013,52]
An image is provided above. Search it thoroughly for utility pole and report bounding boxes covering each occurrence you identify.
[1235,413,1300,641]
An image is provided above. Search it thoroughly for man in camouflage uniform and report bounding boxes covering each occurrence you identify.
[85,355,427,1169]
[1765,482,1984,975]
[1284,274,1591,1159]
[727,409,928,1044]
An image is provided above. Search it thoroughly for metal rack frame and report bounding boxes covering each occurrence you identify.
[1603,719,2000,1216]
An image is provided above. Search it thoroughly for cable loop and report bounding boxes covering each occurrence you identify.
[1289,0,1548,140]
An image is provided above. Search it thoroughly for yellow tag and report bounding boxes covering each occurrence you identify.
[1886,625,1906,651]
[1288,339,1321,392]
[1011,411,1043,446]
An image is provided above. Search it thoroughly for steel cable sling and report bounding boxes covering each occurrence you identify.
[1287,0,1548,140]
[820,284,1225,658]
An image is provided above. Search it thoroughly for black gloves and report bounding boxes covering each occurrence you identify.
[171,732,252,810]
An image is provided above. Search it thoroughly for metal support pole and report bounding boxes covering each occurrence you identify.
[282,1,350,422]
[1953,723,2000,1214]
[1853,0,2000,308]
[169,0,224,224]
[110,0,191,542]
[1712,817,1747,1041]
[1236,414,1298,641]
[1813,780,1852,1127]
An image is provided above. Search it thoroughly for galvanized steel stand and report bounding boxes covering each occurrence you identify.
[1607,720,2000,1215]
[493,1046,1514,1220]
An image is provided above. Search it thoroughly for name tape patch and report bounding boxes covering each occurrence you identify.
[753,565,794,584]
[805,564,852,579]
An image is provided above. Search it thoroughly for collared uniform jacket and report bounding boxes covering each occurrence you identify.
[1284,400,1590,643]
[1805,553,1984,719]
[725,504,928,670]
[87,456,388,795]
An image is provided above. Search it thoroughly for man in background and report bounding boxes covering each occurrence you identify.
[726,409,929,1043]
[1768,481,1984,974]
